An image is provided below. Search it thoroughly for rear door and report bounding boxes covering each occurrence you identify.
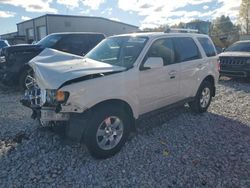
[138,37,180,114]
[197,37,218,79]
[173,37,203,99]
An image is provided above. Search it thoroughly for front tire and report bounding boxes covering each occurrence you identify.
[189,81,213,113]
[84,105,131,159]
[19,68,34,90]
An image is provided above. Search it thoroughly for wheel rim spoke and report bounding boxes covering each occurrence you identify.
[104,117,112,126]
[99,137,108,148]
[96,129,106,137]
[111,118,120,129]
[200,87,211,108]
[96,116,124,150]
[116,129,123,137]
[109,138,117,148]
[25,75,35,88]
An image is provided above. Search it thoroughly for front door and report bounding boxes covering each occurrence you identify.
[137,38,180,115]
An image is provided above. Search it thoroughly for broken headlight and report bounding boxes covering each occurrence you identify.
[46,90,70,104]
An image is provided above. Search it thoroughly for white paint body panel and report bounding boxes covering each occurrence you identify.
[29,48,126,89]
[31,33,219,119]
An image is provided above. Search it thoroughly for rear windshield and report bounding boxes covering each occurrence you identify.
[225,42,250,52]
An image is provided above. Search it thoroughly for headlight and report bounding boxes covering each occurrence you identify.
[46,89,70,104]
[55,90,70,103]
[0,56,6,63]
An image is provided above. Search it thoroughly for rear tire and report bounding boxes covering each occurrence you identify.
[84,104,131,159]
[189,81,213,113]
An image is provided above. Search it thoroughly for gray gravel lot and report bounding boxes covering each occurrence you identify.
[0,78,250,188]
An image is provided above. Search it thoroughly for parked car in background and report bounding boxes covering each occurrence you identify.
[0,40,9,50]
[0,40,9,65]
[0,32,105,89]
[21,32,219,158]
[219,40,250,78]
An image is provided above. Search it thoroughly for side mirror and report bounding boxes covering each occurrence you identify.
[142,57,164,70]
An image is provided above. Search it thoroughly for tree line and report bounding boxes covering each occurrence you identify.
[143,0,250,47]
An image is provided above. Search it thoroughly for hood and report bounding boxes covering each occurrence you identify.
[219,51,250,58]
[2,44,43,55]
[29,48,126,89]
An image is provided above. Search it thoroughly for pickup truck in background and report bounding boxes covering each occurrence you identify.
[0,32,105,89]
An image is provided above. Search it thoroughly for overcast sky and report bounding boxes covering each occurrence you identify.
[0,0,241,35]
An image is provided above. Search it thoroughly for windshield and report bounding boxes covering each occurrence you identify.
[85,36,148,69]
[225,42,250,52]
[0,40,9,48]
[37,34,63,48]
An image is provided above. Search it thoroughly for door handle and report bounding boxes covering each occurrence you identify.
[168,70,177,76]
[168,70,177,79]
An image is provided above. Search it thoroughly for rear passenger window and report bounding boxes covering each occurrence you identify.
[147,38,175,66]
[198,37,216,57]
[173,37,201,62]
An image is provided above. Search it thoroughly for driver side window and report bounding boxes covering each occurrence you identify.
[147,38,175,66]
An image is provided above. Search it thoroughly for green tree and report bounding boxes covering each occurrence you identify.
[210,15,239,47]
[142,24,169,32]
[171,22,186,28]
[239,0,250,34]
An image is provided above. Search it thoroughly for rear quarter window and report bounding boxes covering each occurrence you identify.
[198,37,216,57]
[173,37,201,62]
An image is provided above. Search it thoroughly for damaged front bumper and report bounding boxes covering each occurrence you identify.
[40,107,69,121]
[21,87,88,141]
[20,87,70,122]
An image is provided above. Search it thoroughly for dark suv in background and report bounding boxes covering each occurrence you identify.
[0,32,105,89]
[0,40,9,50]
[219,40,250,78]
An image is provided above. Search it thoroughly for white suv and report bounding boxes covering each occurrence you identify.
[21,32,219,158]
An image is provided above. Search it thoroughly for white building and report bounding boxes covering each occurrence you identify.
[1,14,139,44]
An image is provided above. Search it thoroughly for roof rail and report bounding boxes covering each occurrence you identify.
[164,28,199,33]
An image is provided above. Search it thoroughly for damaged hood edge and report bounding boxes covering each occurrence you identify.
[29,48,126,89]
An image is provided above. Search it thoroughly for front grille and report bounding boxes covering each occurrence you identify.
[220,57,248,66]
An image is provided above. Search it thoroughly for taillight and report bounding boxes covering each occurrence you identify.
[217,59,221,71]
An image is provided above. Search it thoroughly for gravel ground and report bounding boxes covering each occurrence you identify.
[0,77,250,188]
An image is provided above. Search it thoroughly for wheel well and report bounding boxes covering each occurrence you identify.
[90,99,136,131]
[202,75,215,96]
